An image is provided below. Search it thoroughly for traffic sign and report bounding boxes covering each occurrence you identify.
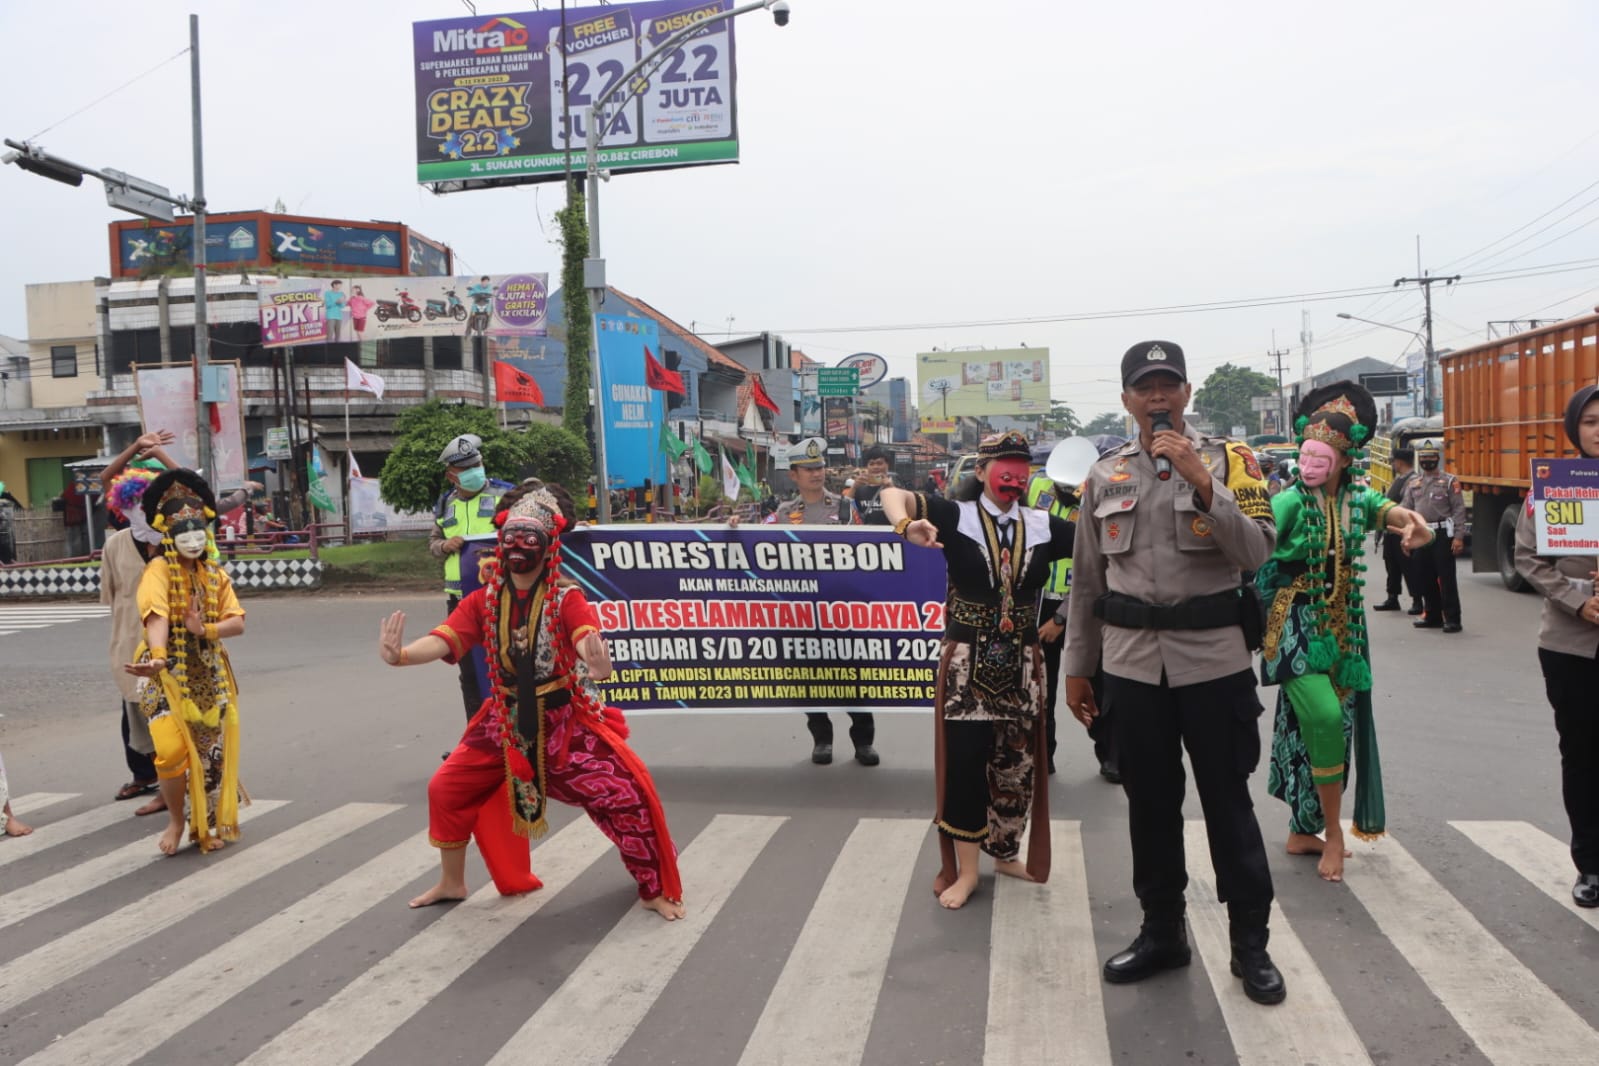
[817,367,860,397]
[102,167,175,223]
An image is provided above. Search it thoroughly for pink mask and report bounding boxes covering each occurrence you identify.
[985,458,1030,503]
[1298,439,1339,488]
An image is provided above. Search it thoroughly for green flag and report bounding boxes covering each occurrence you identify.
[693,439,713,475]
[746,439,758,482]
[660,421,688,461]
[307,456,338,513]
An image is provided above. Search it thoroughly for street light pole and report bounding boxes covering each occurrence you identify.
[1335,311,1427,418]
[189,13,212,477]
[582,0,790,523]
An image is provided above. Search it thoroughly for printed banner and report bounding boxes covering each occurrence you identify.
[412,1,741,187]
[349,476,435,534]
[132,363,247,490]
[256,273,548,348]
[597,314,667,488]
[1530,457,1599,554]
[561,526,948,713]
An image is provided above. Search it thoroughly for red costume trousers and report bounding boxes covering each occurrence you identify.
[428,725,675,900]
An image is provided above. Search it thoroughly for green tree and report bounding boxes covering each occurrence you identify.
[378,401,590,513]
[557,184,592,441]
[1042,399,1081,437]
[1083,411,1129,437]
[1192,362,1278,436]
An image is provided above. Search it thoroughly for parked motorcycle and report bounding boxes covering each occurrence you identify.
[425,289,467,322]
[374,290,422,323]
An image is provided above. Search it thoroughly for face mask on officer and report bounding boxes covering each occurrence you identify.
[1297,439,1339,488]
[455,465,487,493]
[173,526,209,560]
[1419,454,1439,472]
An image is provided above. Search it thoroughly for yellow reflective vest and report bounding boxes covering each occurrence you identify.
[436,484,509,595]
[1025,474,1077,597]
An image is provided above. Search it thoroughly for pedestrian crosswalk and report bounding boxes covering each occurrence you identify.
[2,792,1596,1066]
[0,602,109,637]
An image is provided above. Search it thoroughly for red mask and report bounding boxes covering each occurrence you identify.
[985,458,1030,503]
[500,521,551,573]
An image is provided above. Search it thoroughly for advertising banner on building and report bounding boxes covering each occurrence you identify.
[412,1,742,188]
[255,273,548,348]
[916,348,1051,417]
[132,362,247,490]
[597,314,667,488]
[1529,457,1599,555]
[561,526,946,713]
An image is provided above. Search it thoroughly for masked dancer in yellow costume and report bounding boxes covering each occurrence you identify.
[124,469,249,855]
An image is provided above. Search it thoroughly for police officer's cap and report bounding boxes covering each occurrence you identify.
[438,433,483,467]
[1122,341,1186,387]
[789,437,827,470]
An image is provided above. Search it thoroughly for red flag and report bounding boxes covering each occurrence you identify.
[644,345,686,395]
[750,374,780,413]
[493,360,545,405]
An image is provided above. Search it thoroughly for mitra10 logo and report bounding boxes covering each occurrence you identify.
[432,16,529,55]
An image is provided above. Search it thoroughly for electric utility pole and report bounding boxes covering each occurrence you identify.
[1393,270,1459,416]
[1267,344,1291,437]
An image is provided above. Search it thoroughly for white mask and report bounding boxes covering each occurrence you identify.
[174,529,209,559]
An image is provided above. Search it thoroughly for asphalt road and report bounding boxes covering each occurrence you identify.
[1,570,1594,1066]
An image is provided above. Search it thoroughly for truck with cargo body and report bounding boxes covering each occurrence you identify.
[1439,310,1599,590]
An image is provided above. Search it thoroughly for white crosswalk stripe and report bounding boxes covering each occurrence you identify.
[4,813,1599,1066]
[0,603,109,637]
[0,799,142,869]
[1345,825,1599,1064]
[0,800,289,929]
[0,801,398,1016]
[5,791,79,816]
[1453,819,1599,933]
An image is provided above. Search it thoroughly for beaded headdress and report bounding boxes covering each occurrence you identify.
[493,482,564,536]
[977,430,1032,462]
[1294,381,1377,458]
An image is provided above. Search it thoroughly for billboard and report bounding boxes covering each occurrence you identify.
[255,273,548,348]
[597,313,667,488]
[412,1,743,188]
[915,348,1051,417]
[111,213,452,278]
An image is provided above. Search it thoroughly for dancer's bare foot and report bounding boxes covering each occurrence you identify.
[408,881,468,908]
[933,870,954,896]
[1286,832,1326,855]
[938,871,979,909]
[995,859,1036,882]
[134,795,168,817]
[642,896,686,921]
[3,816,33,837]
[157,822,184,855]
[1318,831,1347,882]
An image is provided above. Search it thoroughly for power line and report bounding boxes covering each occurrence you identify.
[28,47,190,141]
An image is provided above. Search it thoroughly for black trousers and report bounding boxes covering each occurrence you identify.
[446,594,485,720]
[806,711,874,748]
[1538,647,1599,874]
[1414,530,1461,623]
[121,701,156,782]
[1380,531,1421,602]
[1041,596,1114,770]
[1105,668,1274,916]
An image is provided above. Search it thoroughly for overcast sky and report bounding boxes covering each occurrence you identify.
[4,0,1599,419]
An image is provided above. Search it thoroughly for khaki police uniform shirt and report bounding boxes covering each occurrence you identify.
[1064,426,1275,687]
[1401,469,1468,532]
[774,489,846,525]
[1513,501,1599,658]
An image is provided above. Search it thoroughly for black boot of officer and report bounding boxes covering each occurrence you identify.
[1103,906,1192,984]
[1228,903,1286,1005]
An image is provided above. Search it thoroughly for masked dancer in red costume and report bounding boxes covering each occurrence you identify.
[378,480,684,919]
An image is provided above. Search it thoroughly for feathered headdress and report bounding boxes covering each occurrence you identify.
[106,468,159,519]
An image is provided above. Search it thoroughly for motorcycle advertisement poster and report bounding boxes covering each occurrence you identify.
[255,273,548,349]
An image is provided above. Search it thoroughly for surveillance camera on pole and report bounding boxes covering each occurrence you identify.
[769,1,791,26]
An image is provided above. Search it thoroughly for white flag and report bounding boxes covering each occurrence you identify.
[720,446,741,501]
[348,452,363,480]
[344,357,385,400]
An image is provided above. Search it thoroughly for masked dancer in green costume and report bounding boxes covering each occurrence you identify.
[1256,382,1432,881]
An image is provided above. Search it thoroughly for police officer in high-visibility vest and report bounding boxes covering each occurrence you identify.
[429,434,515,718]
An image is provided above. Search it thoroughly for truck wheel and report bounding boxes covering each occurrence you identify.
[1497,505,1531,592]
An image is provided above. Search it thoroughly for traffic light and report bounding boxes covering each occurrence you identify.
[9,150,84,187]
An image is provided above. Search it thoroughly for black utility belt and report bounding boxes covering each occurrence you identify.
[1095,589,1248,631]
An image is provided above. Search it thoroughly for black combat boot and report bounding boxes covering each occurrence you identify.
[1103,911,1191,984]
[1371,596,1401,611]
[1228,904,1287,1005]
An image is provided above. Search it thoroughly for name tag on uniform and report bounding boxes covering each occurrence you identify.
[1103,483,1138,501]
